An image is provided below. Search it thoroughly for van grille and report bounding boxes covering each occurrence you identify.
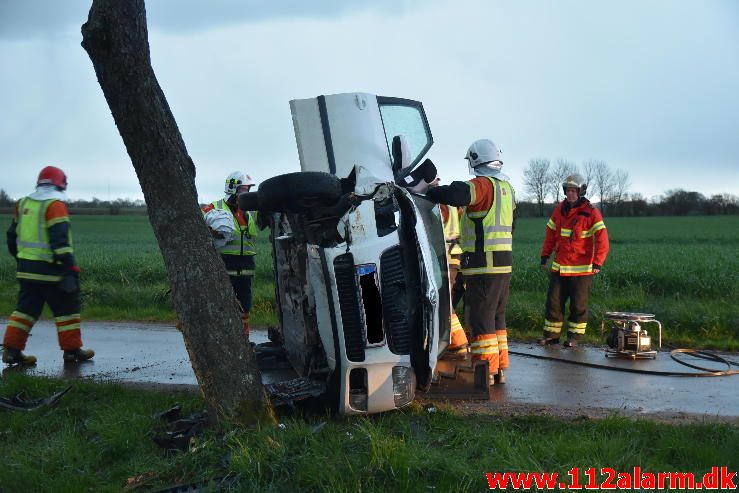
[380,247,411,355]
[333,253,365,362]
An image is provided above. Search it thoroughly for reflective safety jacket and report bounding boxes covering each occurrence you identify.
[440,204,462,256]
[541,198,609,276]
[202,199,258,277]
[460,177,515,275]
[9,197,76,283]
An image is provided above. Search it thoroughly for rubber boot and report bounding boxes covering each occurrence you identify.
[537,336,560,346]
[564,331,583,348]
[2,347,37,365]
[444,344,469,360]
[63,348,95,362]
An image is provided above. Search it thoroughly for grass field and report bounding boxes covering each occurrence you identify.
[0,373,736,492]
[0,214,737,350]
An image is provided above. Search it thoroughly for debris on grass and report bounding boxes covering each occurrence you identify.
[0,385,72,412]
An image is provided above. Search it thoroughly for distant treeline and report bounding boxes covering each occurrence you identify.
[1,187,737,217]
[516,189,739,217]
[0,190,147,215]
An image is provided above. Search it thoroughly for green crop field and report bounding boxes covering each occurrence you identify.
[0,214,737,349]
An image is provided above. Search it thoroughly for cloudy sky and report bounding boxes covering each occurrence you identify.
[1,0,738,203]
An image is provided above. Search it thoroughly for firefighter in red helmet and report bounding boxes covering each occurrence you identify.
[2,166,94,365]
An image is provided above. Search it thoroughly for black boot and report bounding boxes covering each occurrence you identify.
[564,331,583,348]
[63,348,95,362]
[537,336,560,346]
[2,347,37,365]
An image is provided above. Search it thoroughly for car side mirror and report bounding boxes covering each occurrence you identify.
[391,135,412,175]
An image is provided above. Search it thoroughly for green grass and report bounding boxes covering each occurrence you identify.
[0,215,737,349]
[0,373,736,492]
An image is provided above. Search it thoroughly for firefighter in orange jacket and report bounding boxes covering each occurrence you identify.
[3,166,94,365]
[539,174,609,347]
[427,139,515,384]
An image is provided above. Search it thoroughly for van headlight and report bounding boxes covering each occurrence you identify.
[392,366,416,408]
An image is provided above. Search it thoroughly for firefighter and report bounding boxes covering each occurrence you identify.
[440,202,469,353]
[442,203,467,311]
[2,166,94,365]
[539,174,609,347]
[426,139,515,384]
[202,171,258,337]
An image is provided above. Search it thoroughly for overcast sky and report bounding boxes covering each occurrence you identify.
[1,0,738,203]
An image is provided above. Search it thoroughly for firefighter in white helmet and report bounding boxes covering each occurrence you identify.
[426,139,516,385]
[202,171,258,337]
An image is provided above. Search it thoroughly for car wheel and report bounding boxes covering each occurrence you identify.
[237,191,260,212]
[257,172,342,213]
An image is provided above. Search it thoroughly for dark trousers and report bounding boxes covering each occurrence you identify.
[544,274,592,340]
[4,280,82,351]
[230,275,253,313]
[464,274,511,339]
[451,268,465,309]
[464,274,511,372]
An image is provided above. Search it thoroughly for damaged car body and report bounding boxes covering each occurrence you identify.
[240,93,451,414]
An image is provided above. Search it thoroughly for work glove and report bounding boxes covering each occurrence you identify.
[60,265,81,294]
[540,256,550,272]
[399,158,438,194]
[592,263,601,274]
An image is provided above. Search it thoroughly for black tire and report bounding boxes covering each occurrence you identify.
[237,191,260,212]
[258,171,342,213]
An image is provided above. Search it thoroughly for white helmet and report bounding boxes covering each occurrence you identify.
[224,171,256,197]
[465,139,506,178]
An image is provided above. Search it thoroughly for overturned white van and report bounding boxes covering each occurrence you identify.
[240,93,450,414]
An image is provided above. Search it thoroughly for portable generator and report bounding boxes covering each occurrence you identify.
[603,312,662,359]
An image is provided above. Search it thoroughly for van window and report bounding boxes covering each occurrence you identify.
[378,97,433,170]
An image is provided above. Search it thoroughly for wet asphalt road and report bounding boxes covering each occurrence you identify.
[2,320,737,418]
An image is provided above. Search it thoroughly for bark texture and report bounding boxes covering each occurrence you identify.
[81,0,274,425]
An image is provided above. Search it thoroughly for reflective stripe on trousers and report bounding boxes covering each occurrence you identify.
[449,312,468,348]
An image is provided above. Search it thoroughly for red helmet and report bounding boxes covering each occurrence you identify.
[37,166,68,190]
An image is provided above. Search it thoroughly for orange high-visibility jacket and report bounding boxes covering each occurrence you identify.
[541,198,609,276]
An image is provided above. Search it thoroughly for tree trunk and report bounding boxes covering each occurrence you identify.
[81,0,274,426]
